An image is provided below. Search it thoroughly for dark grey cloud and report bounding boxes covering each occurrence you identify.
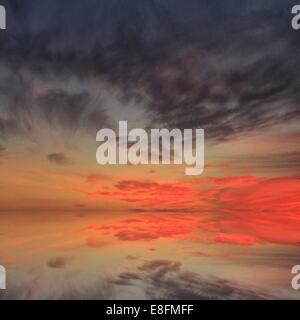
[145,51,300,140]
[0,0,299,141]
[38,90,90,131]
[0,116,22,139]
[118,272,142,280]
[0,69,35,139]
[114,259,275,300]
[47,256,72,269]
[138,260,181,278]
[47,153,71,165]
[37,89,109,134]
[111,271,143,286]
[0,76,109,140]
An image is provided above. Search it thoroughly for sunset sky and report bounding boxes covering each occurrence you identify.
[0,0,300,299]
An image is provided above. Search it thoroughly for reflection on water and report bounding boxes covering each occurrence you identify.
[0,211,299,300]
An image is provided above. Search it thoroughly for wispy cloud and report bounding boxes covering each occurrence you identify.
[47,256,73,269]
[113,259,274,300]
[47,153,72,165]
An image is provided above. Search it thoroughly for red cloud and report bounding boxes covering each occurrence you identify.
[86,174,109,184]
[81,179,207,209]
[208,176,300,245]
[81,214,202,242]
[79,175,300,247]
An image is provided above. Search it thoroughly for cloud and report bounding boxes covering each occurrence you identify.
[81,214,202,243]
[113,271,142,285]
[47,256,72,269]
[0,73,109,143]
[79,175,300,246]
[47,153,71,165]
[138,260,181,278]
[80,179,206,209]
[113,259,274,300]
[38,90,90,132]
[0,117,21,139]
[202,175,300,245]
[38,89,109,134]
[0,258,277,300]
[0,0,299,141]
[211,234,257,246]
[86,174,109,184]
[0,69,34,139]
[85,237,109,248]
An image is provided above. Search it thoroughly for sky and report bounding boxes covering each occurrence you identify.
[0,0,300,299]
